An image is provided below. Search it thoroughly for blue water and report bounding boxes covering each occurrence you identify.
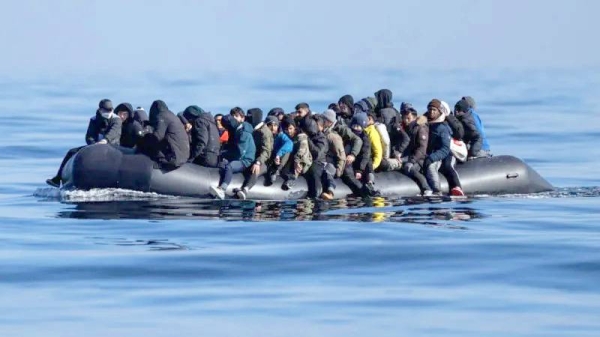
[1,68,599,337]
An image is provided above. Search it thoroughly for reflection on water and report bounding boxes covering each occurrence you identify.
[55,195,483,228]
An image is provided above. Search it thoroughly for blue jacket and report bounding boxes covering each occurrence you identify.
[274,132,294,158]
[224,121,256,167]
[471,109,490,151]
[427,122,451,162]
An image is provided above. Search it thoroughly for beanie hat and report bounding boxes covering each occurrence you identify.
[322,109,337,124]
[400,102,414,114]
[454,99,470,113]
[98,99,113,111]
[440,101,451,116]
[265,115,279,126]
[354,100,370,113]
[268,107,284,117]
[338,95,354,108]
[427,99,442,111]
[351,112,368,129]
[462,96,476,109]
[366,97,378,111]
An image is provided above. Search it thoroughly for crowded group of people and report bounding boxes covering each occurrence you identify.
[46,89,492,200]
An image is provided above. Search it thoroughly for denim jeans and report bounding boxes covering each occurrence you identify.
[425,160,443,193]
[219,160,247,190]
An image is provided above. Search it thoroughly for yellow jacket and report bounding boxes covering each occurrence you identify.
[364,124,382,170]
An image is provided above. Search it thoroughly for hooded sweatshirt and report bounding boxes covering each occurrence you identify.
[426,112,452,163]
[374,89,399,128]
[338,95,354,125]
[222,115,256,167]
[364,123,383,170]
[117,103,145,148]
[304,118,328,164]
[85,109,122,145]
[246,108,263,128]
[142,100,190,168]
[185,106,221,165]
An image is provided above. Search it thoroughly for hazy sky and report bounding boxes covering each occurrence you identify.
[1,0,597,76]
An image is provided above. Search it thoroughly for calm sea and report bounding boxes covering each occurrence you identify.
[0,68,599,337]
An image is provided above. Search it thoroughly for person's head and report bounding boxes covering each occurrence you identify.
[374,89,392,109]
[351,112,368,134]
[400,102,415,115]
[282,116,297,138]
[426,99,443,121]
[312,115,324,133]
[294,102,310,118]
[230,107,245,123]
[401,108,418,126]
[461,96,476,110]
[454,99,470,116]
[440,101,451,116]
[265,116,279,135]
[215,114,224,130]
[115,103,133,122]
[321,109,337,130]
[246,108,263,128]
[98,99,114,119]
[367,113,376,126]
[338,95,354,116]
[268,107,285,121]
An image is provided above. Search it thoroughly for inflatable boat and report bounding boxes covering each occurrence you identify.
[60,144,553,199]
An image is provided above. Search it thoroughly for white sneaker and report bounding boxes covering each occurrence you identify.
[235,188,247,200]
[423,190,433,196]
[210,186,225,200]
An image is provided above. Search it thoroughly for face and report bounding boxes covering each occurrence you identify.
[118,111,128,121]
[233,114,245,123]
[367,116,375,125]
[296,107,309,118]
[215,116,223,129]
[316,122,324,132]
[351,124,363,133]
[339,102,349,114]
[269,124,279,135]
[285,124,296,137]
[277,113,284,121]
[402,113,415,126]
[427,107,441,121]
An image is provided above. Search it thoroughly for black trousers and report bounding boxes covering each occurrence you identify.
[341,160,372,196]
[401,162,431,193]
[440,156,461,189]
[54,146,85,179]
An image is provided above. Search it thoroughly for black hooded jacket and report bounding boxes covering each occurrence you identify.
[117,103,146,148]
[188,107,221,166]
[85,110,122,145]
[374,89,399,129]
[140,100,190,169]
[457,111,483,156]
[304,118,328,164]
[445,114,464,140]
[246,108,263,128]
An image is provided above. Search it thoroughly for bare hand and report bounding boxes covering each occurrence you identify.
[251,163,261,175]
[346,154,355,165]
[185,123,192,132]
[274,156,281,165]
[294,162,302,175]
[355,172,362,180]
[97,139,108,145]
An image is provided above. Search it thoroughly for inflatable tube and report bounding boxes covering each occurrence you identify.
[62,144,554,199]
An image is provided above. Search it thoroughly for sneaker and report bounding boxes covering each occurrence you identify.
[422,190,433,197]
[235,188,248,200]
[282,179,296,191]
[264,174,275,186]
[210,186,225,200]
[450,187,465,197]
[46,177,61,188]
[320,191,334,200]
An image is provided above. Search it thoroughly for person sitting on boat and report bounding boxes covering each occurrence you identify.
[342,113,378,198]
[302,115,329,198]
[178,105,221,168]
[214,114,229,144]
[393,104,432,195]
[265,116,296,186]
[246,108,263,128]
[423,99,452,196]
[331,107,363,174]
[318,110,346,200]
[459,96,492,158]
[137,100,190,170]
[440,101,465,196]
[365,113,386,172]
[234,115,279,200]
[267,107,286,123]
[294,102,312,132]
[454,99,486,160]
[210,112,256,200]
[46,99,121,188]
[337,94,354,126]
[374,89,399,132]
[116,103,145,148]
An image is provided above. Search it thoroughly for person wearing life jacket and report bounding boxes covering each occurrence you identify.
[423,99,452,196]
[459,96,492,158]
[210,111,256,200]
[46,99,122,188]
[235,115,279,200]
[214,114,229,144]
[319,109,346,200]
[342,112,378,197]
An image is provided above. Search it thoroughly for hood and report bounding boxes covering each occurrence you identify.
[351,112,368,129]
[182,105,206,122]
[222,114,240,134]
[133,108,148,124]
[427,111,446,124]
[115,103,134,120]
[268,107,285,117]
[304,118,319,138]
[440,101,451,116]
[149,100,170,126]
[246,108,263,128]
[374,89,393,109]
[353,100,370,114]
